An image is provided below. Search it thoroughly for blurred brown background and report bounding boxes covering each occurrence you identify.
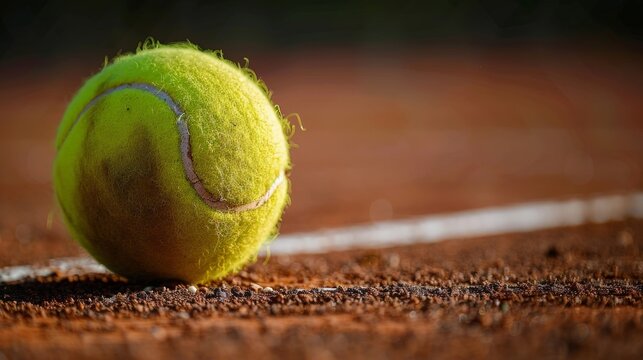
[0,1,642,266]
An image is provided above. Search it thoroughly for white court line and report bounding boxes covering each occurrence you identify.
[1,192,642,283]
[268,192,643,255]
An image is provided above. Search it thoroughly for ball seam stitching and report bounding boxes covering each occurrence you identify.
[58,82,285,213]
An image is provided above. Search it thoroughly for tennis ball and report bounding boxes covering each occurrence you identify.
[53,43,291,284]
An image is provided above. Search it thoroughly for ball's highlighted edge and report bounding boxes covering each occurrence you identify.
[57,82,285,213]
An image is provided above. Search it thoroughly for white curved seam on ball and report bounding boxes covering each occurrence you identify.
[61,82,284,213]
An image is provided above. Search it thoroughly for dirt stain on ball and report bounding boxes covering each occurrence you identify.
[75,104,182,280]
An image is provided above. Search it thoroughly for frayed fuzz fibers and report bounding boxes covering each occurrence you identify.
[54,44,291,284]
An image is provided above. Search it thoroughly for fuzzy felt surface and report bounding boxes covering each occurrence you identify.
[53,44,290,283]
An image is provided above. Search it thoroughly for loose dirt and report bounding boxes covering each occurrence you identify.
[1,220,641,359]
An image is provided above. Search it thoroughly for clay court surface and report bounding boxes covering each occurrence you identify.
[0,45,642,358]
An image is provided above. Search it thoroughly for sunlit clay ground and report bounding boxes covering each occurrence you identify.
[0,45,641,359]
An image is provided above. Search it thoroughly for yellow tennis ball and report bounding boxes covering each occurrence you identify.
[53,43,290,284]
